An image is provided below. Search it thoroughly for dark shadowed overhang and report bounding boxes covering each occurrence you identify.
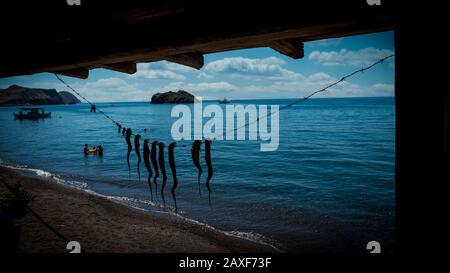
[0,0,395,79]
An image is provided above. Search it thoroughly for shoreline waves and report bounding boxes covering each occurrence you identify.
[0,164,279,253]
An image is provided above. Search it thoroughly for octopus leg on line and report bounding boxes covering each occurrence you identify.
[205,139,213,206]
[169,142,178,212]
[158,142,167,206]
[122,127,126,136]
[143,139,153,199]
[151,141,159,194]
[125,128,132,172]
[134,134,142,180]
[117,123,122,134]
[192,140,202,196]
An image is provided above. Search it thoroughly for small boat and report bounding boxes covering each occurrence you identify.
[218,97,231,104]
[14,108,51,120]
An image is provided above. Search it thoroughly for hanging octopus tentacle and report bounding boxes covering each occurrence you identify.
[192,140,203,196]
[143,139,153,199]
[134,134,142,180]
[117,123,122,134]
[122,127,126,136]
[125,128,132,172]
[151,141,159,194]
[169,142,178,212]
[205,139,213,206]
[158,142,167,205]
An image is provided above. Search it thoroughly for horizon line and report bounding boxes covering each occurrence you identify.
[82,95,394,104]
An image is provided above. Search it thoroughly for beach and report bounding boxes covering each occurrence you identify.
[0,166,275,253]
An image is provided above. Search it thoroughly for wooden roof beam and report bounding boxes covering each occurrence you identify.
[268,38,304,59]
[100,61,137,74]
[0,22,393,79]
[55,68,89,79]
[164,52,204,69]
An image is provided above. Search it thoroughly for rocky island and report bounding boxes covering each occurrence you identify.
[0,85,80,106]
[150,90,195,104]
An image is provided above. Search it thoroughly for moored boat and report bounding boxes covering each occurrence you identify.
[218,97,231,104]
[14,108,51,120]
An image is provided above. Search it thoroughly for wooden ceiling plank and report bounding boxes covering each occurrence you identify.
[164,52,204,69]
[268,38,304,59]
[55,68,89,79]
[101,61,137,74]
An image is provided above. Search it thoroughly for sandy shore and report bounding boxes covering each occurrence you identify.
[0,166,275,253]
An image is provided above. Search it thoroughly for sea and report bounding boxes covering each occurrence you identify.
[0,97,396,253]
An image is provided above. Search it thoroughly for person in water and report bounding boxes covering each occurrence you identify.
[84,144,89,155]
[97,145,104,156]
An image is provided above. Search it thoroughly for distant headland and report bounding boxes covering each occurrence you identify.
[0,85,80,106]
[150,90,195,104]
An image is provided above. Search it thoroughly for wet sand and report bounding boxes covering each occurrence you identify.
[0,166,275,253]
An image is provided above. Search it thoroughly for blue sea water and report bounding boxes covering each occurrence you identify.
[0,97,395,252]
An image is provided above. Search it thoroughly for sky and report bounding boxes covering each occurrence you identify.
[0,31,394,102]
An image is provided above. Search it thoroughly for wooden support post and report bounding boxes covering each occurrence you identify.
[164,52,204,69]
[101,61,137,74]
[268,38,304,59]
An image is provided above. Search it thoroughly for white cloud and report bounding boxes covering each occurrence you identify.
[84,78,133,90]
[197,71,214,79]
[203,56,303,80]
[155,70,393,99]
[309,47,394,67]
[136,63,151,70]
[164,62,197,72]
[205,56,285,74]
[133,61,187,80]
[235,72,394,98]
[370,83,395,95]
[308,72,333,82]
[72,77,149,102]
[137,61,196,73]
[308,37,343,47]
[132,69,185,81]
